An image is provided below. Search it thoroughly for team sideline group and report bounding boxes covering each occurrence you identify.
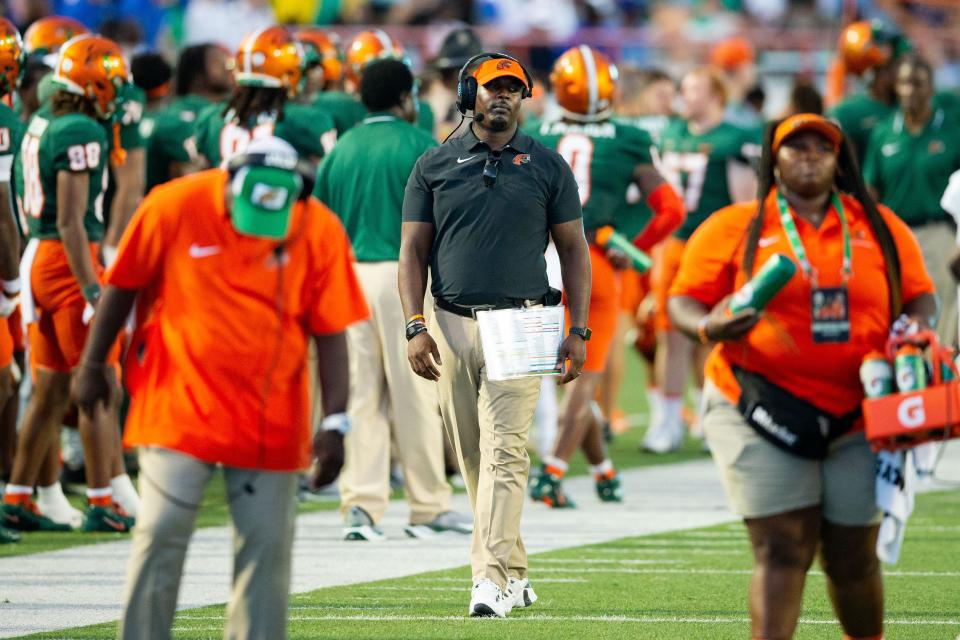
[0,14,957,639]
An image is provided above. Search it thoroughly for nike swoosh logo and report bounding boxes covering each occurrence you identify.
[104,516,127,532]
[758,235,779,248]
[188,244,221,259]
[457,155,477,164]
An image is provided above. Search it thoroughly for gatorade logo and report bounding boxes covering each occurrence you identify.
[896,367,916,391]
[897,396,926,429]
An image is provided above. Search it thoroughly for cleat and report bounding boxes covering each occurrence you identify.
[529,464,576,508]
[596,472,624,503]
[81,504,134,533]
[2,501,72,532]
[0,525,20,543]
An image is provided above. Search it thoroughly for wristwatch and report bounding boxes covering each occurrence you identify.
[569,326,592,341]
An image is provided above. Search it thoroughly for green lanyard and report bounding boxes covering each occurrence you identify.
[775,190,852,287]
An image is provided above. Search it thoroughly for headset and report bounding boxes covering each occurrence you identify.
[456,52,534,116]
[226,150,316,200]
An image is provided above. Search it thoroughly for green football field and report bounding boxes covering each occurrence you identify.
[17,490,960,640]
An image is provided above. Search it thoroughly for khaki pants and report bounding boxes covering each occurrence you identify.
[432,307,541,589]
[339,261,451,525]
[912,221,958,345]
[120,447,297,640]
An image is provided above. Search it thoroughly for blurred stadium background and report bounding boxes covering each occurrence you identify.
[2,0,957,117]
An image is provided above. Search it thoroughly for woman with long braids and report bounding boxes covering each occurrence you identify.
[667,114,937,640]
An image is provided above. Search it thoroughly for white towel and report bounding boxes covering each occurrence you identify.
[875,449,915,564]
[18,238,40,327]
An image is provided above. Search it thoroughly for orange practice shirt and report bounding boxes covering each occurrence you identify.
[670,188,934,419]
[107,170,369,471]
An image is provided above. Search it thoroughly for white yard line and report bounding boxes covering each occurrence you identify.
[2,441,959,638]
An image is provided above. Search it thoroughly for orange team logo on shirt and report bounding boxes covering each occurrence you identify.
[513,153,531,165]
[928,140,945,155]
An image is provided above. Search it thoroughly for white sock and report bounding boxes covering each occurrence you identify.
[662,396,683,430]
[542,455,568,475]
[4,484,32,498]
[647,387,663,428]
[86,486,113,500]
[37,483,70,507]
[111,474,139,517]
[590,459,614,477]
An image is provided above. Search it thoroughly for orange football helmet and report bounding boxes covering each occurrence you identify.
[551,45,618,122]
[23,16,89,57]
[0,18,24,95]
[52,35,129,119]
[235,26,303,97]
[839,21,890,75]
[345,29,403,86]
[297,28,343,85]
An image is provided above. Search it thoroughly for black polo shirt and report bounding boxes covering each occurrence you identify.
[402,125,582,306]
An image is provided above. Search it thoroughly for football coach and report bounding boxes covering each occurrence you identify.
[399,52,591,618]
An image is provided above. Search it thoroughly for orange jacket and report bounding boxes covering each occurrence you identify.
[670,189,934,418]
[107,170,369,470]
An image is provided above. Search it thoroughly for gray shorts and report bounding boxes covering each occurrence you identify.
[702,382,882,526]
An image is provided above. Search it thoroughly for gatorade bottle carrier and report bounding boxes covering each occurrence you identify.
[862,329,960,451]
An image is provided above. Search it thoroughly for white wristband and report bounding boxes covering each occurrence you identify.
[2,277,19,295]
[321,412,351,435]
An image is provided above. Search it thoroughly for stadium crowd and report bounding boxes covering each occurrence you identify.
[0,1,957,638]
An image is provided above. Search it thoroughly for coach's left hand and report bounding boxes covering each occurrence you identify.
[310,430,345,489]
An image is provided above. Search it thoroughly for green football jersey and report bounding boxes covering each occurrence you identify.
[312,90,367,134]
[611,115,672,239]
[826,94,894,168]
[140,108,195,191]
[863,107,960,227]
[311,90,434,137]
[17,106,108,241]
[194,102,336,167]
[529,118,653,233]
[0,101,25,168]
[658,119,750,240]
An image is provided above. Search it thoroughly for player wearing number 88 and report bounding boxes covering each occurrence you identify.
[644,67,757,454]
[527,45,685,507]
[3,34,137,535]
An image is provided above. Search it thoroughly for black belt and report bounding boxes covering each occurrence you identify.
[435,290,560,319]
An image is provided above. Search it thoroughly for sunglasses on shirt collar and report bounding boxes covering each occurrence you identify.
[483,152,501,188]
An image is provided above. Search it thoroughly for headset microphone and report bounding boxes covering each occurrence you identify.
[474,112,484,122]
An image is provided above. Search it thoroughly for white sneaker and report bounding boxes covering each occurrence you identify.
[343,505,386,541]
[505,577,538,613]
[469,578,506,618]
[36,490,82,529]
[642,420,676,454]
[404,510,473,539]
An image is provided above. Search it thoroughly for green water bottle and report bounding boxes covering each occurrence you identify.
[728,253,797,314]
[595,226,653,273]
[894,345,926,392]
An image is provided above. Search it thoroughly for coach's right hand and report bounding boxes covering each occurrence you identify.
[408,331,442,381]
[701,295,760,342]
